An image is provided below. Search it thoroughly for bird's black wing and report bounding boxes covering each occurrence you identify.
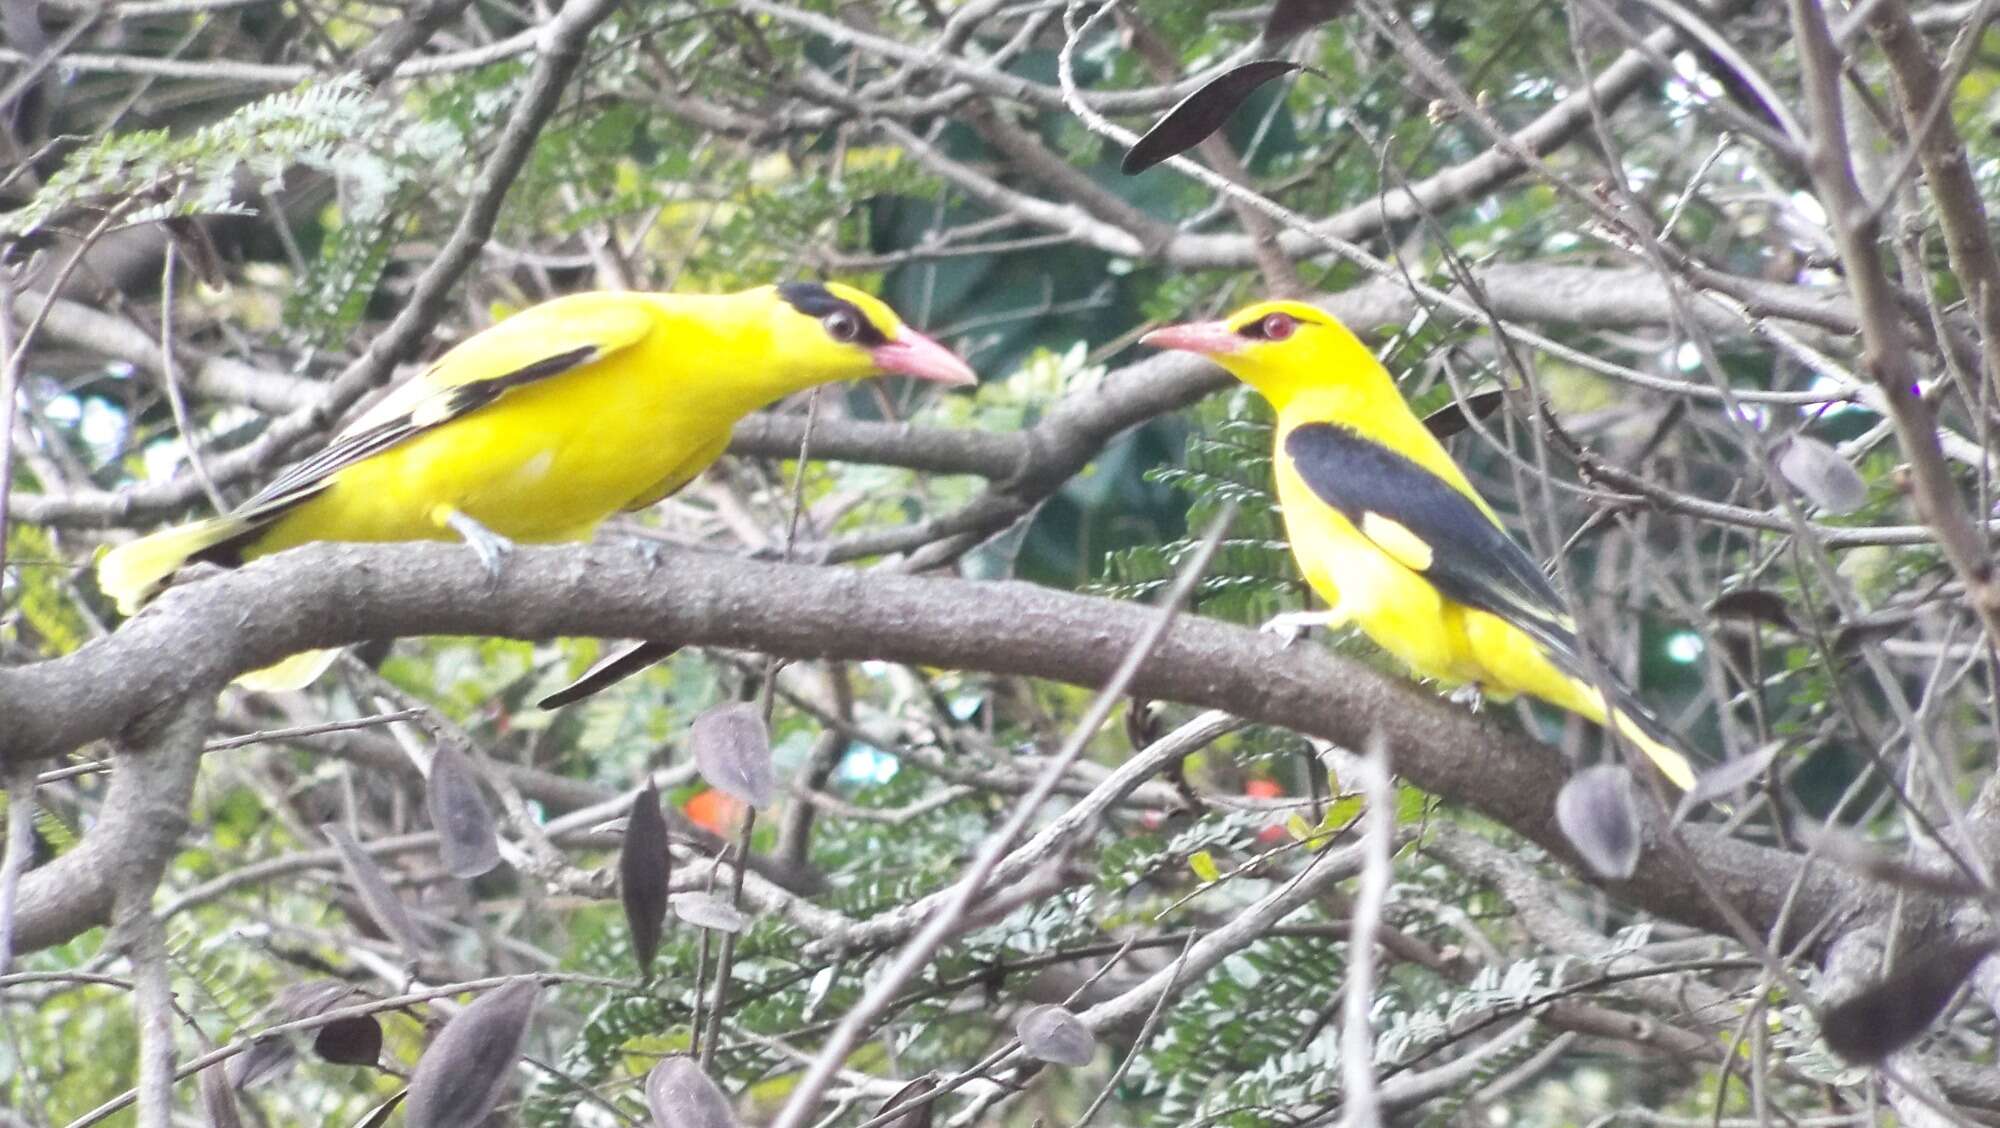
[1283,421,1580,658]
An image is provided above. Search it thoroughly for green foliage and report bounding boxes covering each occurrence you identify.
[1097,392,1301,622]
[5,78,456,240]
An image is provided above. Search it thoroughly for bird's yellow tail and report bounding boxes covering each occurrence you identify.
[1607,706,1698,791]
[96,516,249,616]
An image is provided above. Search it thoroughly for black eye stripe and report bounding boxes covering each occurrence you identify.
[777,282,890,347]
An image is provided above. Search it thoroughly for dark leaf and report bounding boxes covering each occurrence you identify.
[404,979,541,1128]
[1556,765,1640,880]
[621,779,672,974]
[1121,60,1301,175]
[323,823,426,958]
[199,1059,243,1128]
[313,1014,384,1067]
[646,1055,739,1128]
[1707,589,1796,631]
[672,892,748,934]
[1015,1004,1096,1066]
[1833,617,1905,656]
[1420,387,1505,440]
[1821,938,1999,1064]
[1777,434,1867,515]
[1263,0,1351,44]
[1674,741,1782,822]
[349,1088,406,1128]
[538,641,681,709]
[874,1074,938,1128]
[428,739,501,879]
[229,980,368,1088]
[691,703,775,808]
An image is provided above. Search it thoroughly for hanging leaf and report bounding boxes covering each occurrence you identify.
[322,824,425,958]
[1776,434,1867,515]
[1122,61,1301,175]
[1420,386,1505,440]
[1820,938,1999,1064]
[349,1088,406,1128]
[873,1074,939,1128]
[404,979,541,1128]
[313,1010,385,1068]
[672,892,749,934]
[1556,766,1641,880]
[1707,589,1797,631]
[1833,617,1905,656]
[537,640,681,710]
[621,779,672,975]
[427,739,501,879]
[690,703,776,808]
[1673,742,1782,823]
[230,981,379,1086]
[646,1055,739,1128]
[1015,1004,1097,1066]
[1263,0,1352,43]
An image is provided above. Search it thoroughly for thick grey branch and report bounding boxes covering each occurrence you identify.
[2,540,1868,954]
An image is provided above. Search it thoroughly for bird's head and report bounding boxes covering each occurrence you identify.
[1140,299,1379,411]
[769,281,976,390]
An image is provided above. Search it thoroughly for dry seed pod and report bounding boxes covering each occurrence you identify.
[646,1054,740,1128]
[690,703,775,808]
[1776,434,1867,515]
[671,892,748,935]
[1556,766,1640,880]
[198,1058,243,1128]
[873,1074,939,1128]
[323,824,426,958]
[621,779,672,974]
[427,739,501,879]
[1015,1004,1096,1066]
[1674,742,1781,823]
[404,979,541,1128]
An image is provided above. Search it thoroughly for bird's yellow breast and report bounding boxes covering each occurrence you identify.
[1272,447,1484,687]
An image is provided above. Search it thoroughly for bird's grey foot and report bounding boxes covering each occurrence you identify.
[445,510,516,579]
[1260,610,1344,648]
[1448,683,1487,713]
[626,535,667,569]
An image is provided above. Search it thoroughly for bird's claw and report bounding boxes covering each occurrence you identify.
[1260,611,1339,648]
[1449,683,1487,713]
[627,536,666,569]
[445,510,515,580]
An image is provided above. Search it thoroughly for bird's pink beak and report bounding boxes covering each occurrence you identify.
[871,330,978,387]
[1139,320,1244,357]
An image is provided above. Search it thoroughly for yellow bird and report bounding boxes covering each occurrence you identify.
[100,282,976,689]
[1143,299,1697,790]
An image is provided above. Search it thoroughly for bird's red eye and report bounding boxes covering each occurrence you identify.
[823,311,861,342]
[1260,313,1296,340]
